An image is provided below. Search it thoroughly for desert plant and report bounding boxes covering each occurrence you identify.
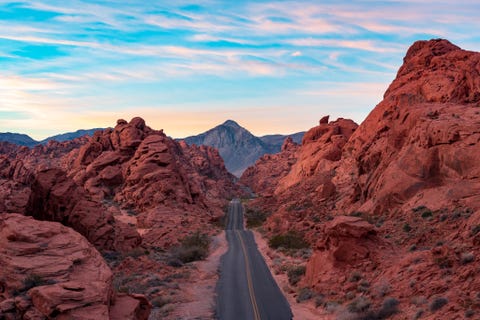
[287,265,306,286]
[413,309,424,320]
[296,287,314,302]
[268,231,309,249]
[413,206,433,219]
[171,231,211,263]
[429,297,448,312]
[245,208,268,228]
[434,256,452,269]
[377,297,399,318]
[23,274,47,291]
[348,296,371,313]
[151,296,170,308]
[403,223,412,232]
[357,280,370,293]
[460,252,475,265]
[471,224,480,235]
[465,309,475,318]
[349,271,363,282]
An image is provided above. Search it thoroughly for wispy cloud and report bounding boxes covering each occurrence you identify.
[1,0,478,138]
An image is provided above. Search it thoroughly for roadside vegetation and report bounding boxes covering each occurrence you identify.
[269,230,309,250]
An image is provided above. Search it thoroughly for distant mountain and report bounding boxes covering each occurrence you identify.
[0,133,38,147]
[39,129,102,144]
[181,120,304,176]
[0,128,102,147]
[259,132,304,146]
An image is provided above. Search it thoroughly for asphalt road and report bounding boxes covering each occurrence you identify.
[216,199,293,320]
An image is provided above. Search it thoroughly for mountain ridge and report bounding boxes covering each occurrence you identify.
[0,128,104,147]
[181,119,304,176]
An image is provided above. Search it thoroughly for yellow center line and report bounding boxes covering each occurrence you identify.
[236,230,261,320]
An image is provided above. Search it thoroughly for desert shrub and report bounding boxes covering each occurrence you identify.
[429,297,448,312]
[460,252,475,265]
[413,309,424,320]
[314,294,325,307]
[465,309,475,318]
[171,231,211,263]
[409,244,417,252]
[124,248,147,258]
[345,291,356,300]
[377,297,399,318]
[412,205,427,212]
[287,265,306,286]
[348,296,371,313]
[471,225,480,235]
[374,281,391,298]
[245,208,268,228]
[403,223,412,232]
[151,296,170,308]
[269,231,309,249]
[23,274,47,291]
[412,206,433,219]
[174,245,208,263]
[357,280,370,293]
[421,210,432,218]
[296,287,314,302]
[212,214,226,229]
[349,271,363,282]
[434,256,453,269]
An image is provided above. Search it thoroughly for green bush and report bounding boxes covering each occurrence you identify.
[296,287,314,302]
[151,296,171,308]
[245,208,268,228]
[430,297,448,312]
[471,225,480,236]
[269,231,309,249]
[348,296,371,313]
[413,205,433,219]
[172,231,211,263]
[287,265,306,286]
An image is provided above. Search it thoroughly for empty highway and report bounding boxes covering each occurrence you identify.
[216,199,293,320]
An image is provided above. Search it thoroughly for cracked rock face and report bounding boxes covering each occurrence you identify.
[241,39,480,320]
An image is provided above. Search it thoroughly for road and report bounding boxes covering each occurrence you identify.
[216,199,293,320]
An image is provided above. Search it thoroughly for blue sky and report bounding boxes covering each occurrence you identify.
[1,0,479,139]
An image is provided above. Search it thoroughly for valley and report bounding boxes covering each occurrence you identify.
[1,38,480,320]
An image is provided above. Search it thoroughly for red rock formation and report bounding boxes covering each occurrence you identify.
[0,214,150,319]
[335,39,480,215]
[240,137,299,197]
[63,117,239,247]
[26,168,140,251]
[243,39,480,319]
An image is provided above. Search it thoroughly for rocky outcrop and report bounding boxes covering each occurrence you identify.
[60,117,241,248]
[303,216,386,298]
[334,39,480,215]
[0,214,150,319]
[26,168,140,251]
[243,39,480,319]
[240,137,299,197]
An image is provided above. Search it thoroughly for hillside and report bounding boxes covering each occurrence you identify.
[0,117,241,319]
[0,128,102,147]
[241,39,480,319]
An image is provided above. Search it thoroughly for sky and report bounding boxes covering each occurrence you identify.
[1,0,479,140]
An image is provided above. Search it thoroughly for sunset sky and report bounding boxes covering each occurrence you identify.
[1,0,479,139]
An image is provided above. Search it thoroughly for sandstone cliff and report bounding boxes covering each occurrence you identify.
[241,39,480,319]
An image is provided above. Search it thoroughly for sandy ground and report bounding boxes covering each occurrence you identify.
[167,232,228,320]
[252,230,334,320]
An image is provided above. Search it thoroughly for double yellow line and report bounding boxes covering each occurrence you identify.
[236,230,261,320]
